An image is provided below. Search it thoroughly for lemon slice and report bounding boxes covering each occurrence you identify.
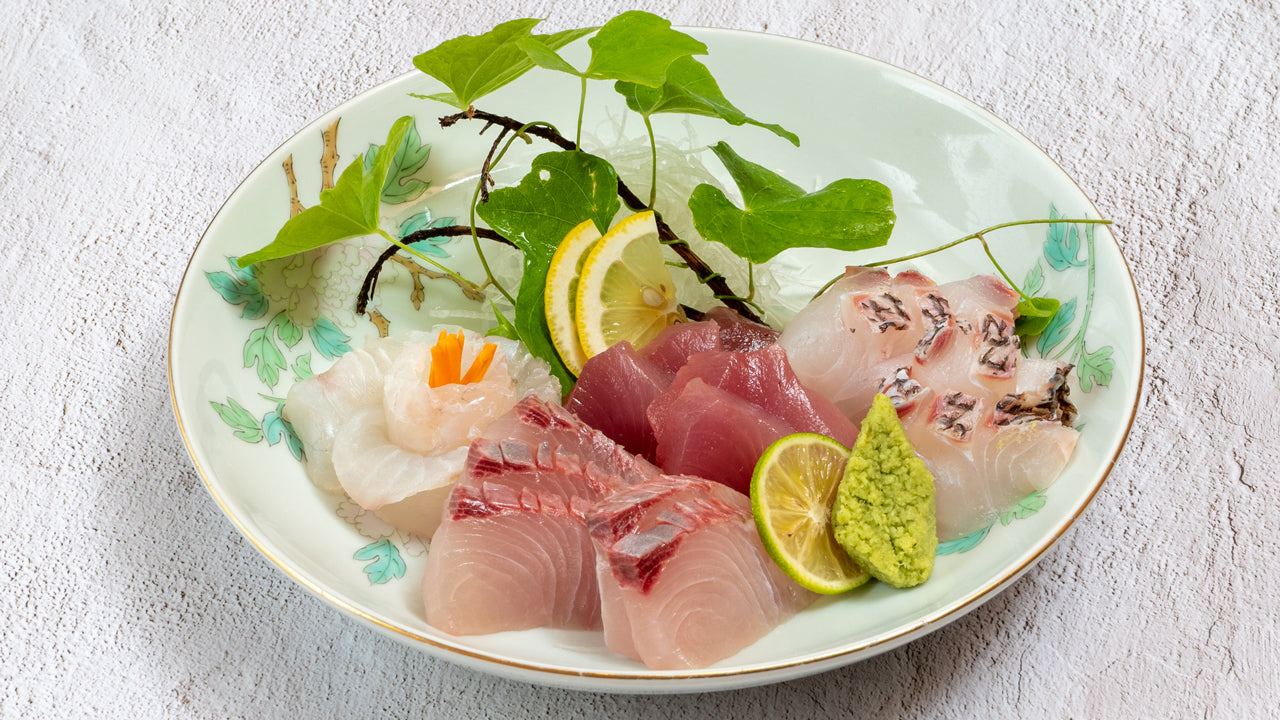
[751,432,870,594]
[574,211,682,359]
[544,219,602,375]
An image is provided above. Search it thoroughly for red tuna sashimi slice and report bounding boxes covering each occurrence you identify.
[652,379,793,495]
[587,475,816,670]
[706,306,779,352]
[640,320,722,375]
[566,341,671,460]
[422,398,659,635]
[647,345,858,449]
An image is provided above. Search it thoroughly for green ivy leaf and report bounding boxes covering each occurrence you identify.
[486,301,520,341]
[1014,295,1061,341]
[353,538,407,585]
[1078,345,1115,392]
[517,35,585,75]
[412,19,595,109]
[936,525,991,555]
[1036,297,1077,357]
[585,11,706,86]
[364,117,432,205]
[615,56,798,146]
[476,150,621,393]
[210,398,263,443]
[236,117,414,267]
[689,141,895,263]
[244,326,287,387]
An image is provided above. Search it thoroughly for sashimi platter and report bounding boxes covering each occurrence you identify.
[169,13,1143,692]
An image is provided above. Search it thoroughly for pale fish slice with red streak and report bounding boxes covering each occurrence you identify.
[587,475,817,670]
[422,398,659,635]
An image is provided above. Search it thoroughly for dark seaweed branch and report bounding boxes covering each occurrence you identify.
[356,225,515,314]
[440,108,766,324]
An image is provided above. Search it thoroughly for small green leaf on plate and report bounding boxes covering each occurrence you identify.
[476,150,620,392]
[236,117,414,268]
[935,525,991,555]
[1014,295,1060,341]
[244,327,287,387]
[585,11,706,86]
[689,141,895,263]
[413,19,595,108]
[364,117,432,205]
[615,56,799,146]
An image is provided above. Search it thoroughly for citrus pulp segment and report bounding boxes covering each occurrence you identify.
[574,211,683,359]
[751,432,870,594]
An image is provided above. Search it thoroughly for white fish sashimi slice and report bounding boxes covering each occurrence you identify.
[423,483,600,634]
[330,406,469,538]
[282,339,404,494]
[588,475,816,670]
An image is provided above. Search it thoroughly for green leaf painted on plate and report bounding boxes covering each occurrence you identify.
[1079,345,1115,392]
[354,538,407,584]
[1044,205,1088,271]
[291,354,314,382]
[614,56,798,146]
[244,326,287,388]
[269,312,303,349]
[1023,260,1044,297]
[412,19,595,109]
[236,117,414,267]
[210,397,263,443]
[398,211,456,258]
[689,141,895,263]
[1000,489,1048,525]
[262,408,304,460]
[309,317,352,360]
[1036,297,1077,357]
[364,116,432,205]
[206,258,267,319]
[936,525,991,555]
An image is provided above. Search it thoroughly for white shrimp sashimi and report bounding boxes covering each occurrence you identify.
[281,328,560,538]
[587,475,816,670]
[779,267,1080,541]
[423,398,658,635]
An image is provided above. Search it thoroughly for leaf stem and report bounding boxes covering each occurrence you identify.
[1055,223,1097,364]
[643,113,657,209]
[812,217,1111,300]
[576,76,587,149]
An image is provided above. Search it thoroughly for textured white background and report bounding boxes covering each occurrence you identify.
[3,0,1277,716]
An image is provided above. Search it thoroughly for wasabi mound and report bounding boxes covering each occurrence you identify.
[833,393,937,588]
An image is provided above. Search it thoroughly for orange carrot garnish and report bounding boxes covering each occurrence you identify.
[428,330,464,387]
[460,342,498,384]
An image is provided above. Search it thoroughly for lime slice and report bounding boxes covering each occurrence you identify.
[574,211,682,359]
[544,219,602,375]
[751,432,870,594]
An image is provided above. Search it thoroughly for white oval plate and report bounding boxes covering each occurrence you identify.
[169,27,1142,693]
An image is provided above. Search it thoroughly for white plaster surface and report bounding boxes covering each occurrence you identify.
[2,0,1276,716]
